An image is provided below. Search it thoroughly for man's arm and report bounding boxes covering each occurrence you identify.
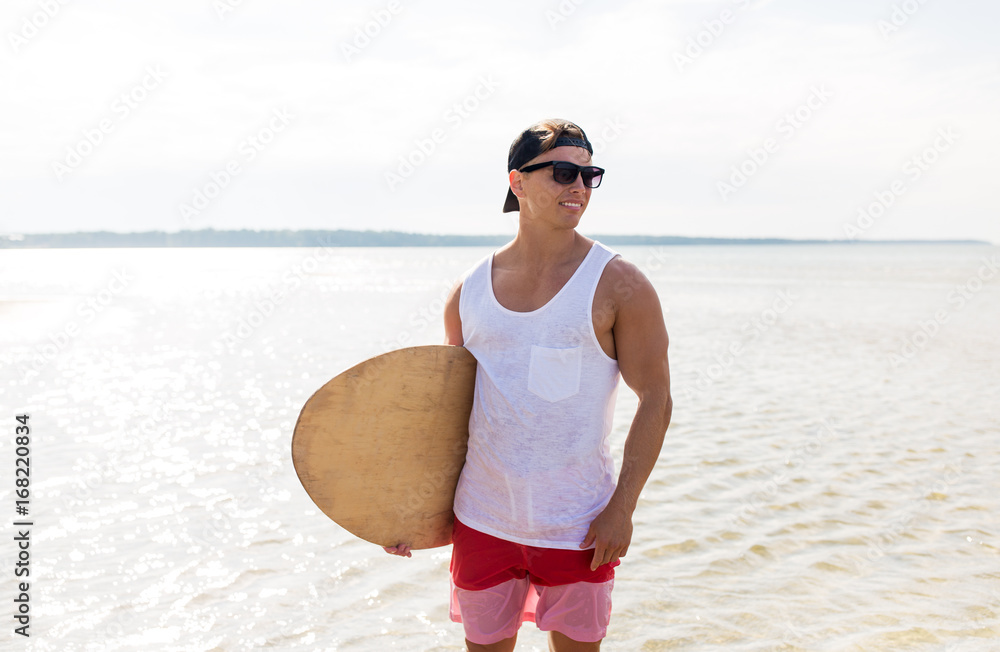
[581,260,672,571]
[443,279,464,346]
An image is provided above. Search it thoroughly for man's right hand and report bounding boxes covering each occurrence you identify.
[382,543,412,558]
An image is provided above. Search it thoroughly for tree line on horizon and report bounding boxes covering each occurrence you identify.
[0,229,987,249]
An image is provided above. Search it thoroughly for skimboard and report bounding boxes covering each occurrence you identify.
[292,345,477,549]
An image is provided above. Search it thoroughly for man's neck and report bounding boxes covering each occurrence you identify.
[505,221,587,268]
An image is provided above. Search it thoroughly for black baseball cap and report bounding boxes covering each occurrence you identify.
[503,120,594,213]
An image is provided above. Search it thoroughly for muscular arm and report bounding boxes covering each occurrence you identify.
[582,260,672,570]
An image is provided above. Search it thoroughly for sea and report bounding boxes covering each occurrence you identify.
[0,243,998,651]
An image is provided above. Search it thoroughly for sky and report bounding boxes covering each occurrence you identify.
[1,0,998,242]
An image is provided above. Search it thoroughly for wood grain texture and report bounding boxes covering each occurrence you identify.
[292,345,477,549]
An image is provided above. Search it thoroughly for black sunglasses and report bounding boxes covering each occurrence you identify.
[518,161,605,188]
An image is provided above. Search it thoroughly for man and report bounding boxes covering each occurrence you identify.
[385,119,672,651]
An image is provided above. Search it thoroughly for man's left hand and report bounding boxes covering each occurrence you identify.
[580,502,634,571]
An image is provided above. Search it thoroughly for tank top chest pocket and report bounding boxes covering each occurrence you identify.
[527,345,582,402]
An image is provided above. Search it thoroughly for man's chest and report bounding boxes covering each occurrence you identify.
[491,268,575,313]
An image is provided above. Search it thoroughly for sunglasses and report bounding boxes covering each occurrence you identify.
[518,161,605,188]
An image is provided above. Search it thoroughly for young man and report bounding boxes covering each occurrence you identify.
[386,119,672,651]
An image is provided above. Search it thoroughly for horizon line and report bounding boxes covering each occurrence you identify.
[0,228,993,248]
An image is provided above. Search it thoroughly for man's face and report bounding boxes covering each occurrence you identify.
[514,145,595,225]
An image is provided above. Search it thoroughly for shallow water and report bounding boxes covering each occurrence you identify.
[1,243,998,651]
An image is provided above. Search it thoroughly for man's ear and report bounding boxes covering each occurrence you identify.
[509,169,526,199]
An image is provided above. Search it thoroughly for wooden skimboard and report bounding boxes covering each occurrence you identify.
[292,345,477,549]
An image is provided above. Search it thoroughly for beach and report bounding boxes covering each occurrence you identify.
[1,243,998,651]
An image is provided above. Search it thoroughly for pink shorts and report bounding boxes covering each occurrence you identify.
[449,517,616,644]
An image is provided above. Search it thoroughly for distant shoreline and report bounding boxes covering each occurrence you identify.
[0,229,991,249]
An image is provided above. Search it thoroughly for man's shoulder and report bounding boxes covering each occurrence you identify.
[595,252,660,304]
[598,251,647,284]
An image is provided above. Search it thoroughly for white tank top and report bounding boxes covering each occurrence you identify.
[454,241,621,549]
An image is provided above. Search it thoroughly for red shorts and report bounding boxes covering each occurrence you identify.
[449,517,618,644]
[450,516,618,590]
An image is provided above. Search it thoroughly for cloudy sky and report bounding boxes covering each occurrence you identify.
[1,0,997,242]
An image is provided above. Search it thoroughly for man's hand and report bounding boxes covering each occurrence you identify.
[580,501,633,571]
[382,543,412,558]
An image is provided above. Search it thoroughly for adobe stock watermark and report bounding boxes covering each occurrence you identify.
[349,277,463,394]
[678,288,800,401]
[947,588,1000,647]
[72,403,180,502]
[888,254,998,368]
[717,84,833,202]
[51,65,168,181]
[392,437,468,522]
[774,617,818,652]
[589,116,627,155]
[340,0,404,62]
[20,268,133,380]
[214,0,248,21]
[557,251,670,356]
[849,459,965,574]
[8,0,73,54]
[384,74,500,192]
[178,107,293,224]
[196,461,282,546]
[636,246,671,275]
[97,606,139,641]
[379,278,455,353]
[673,0,755,73]
[217,238,342,348]
[545,0,587,31]
[627,580,678,629]
[728,419,838,529]
[843,126,958,239]
[877,0,931,40]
